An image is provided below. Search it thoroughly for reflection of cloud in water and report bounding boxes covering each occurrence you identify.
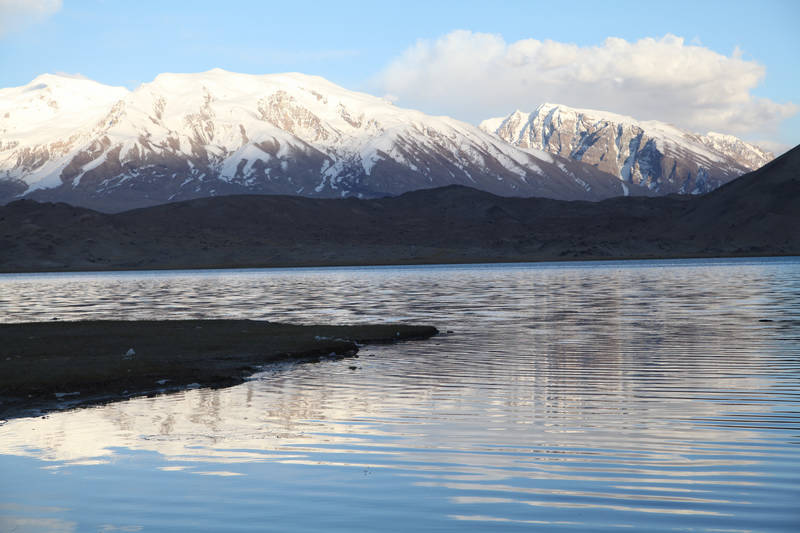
[191,470,245,477]
[0,504,76,533]
[0,516,76,533]
[0,336,776,475]
[451,495,730,516]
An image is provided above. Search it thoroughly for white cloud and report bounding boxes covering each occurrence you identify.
[373,31,797,141]
[0,0,62,36]
[752,139,792,156]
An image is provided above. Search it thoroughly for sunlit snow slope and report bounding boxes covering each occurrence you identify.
[481,103,773,195]
[1,70,632,211]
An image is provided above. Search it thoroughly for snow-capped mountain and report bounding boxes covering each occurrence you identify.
[0,70,634,211]
[480,104,773,195]
[700,132,774,171]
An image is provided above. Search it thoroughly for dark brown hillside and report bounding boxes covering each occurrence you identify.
[676,144,800,254]
[0,145,797,273]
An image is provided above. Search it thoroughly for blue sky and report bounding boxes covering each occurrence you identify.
[1,0,798,150]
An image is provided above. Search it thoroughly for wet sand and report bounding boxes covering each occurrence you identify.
[0,320,438,419]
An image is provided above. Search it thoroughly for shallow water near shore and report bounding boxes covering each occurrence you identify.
[1,257,799,532]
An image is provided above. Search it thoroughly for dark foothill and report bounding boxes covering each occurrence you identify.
[1,143,798,273]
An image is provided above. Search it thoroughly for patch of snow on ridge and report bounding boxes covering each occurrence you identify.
[21,154,75,192]
[478,116,506,134]
[702,131,773,169]
[73,146,114,186]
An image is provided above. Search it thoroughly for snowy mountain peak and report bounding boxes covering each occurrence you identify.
[24,72,114,90]
[0,74,131,191]
[526,103,654,131]
[0,70,636,211]
[9,73,129,103]
[480,104,773,195]
[702,131,774,170]
[1,73,128,111]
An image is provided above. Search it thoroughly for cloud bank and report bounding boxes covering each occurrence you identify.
[0,0,62,36]
[374,31,797,140]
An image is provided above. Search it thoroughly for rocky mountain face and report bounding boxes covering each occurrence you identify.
[0,71,636,212]
[480,104,773,195]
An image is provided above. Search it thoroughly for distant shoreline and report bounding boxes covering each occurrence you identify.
[0,252,796,276]
[0,320,438,420]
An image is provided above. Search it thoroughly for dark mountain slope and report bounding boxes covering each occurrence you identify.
[1,145,797,272]
[676,144,800,254]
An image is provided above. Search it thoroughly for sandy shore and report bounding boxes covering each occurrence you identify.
[0,320,438,420]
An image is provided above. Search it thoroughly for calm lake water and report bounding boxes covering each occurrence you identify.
[1,258,799,532]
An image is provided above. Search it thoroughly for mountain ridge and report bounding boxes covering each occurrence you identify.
[480,103,773,195]
[2,144,796,273]
[1,70,636,212]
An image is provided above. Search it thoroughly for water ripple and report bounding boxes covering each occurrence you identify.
[1,258,799,531]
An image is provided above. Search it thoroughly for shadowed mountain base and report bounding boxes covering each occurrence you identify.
[0,146,798,272]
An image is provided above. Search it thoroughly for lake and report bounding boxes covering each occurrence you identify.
[1,258,799,532]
